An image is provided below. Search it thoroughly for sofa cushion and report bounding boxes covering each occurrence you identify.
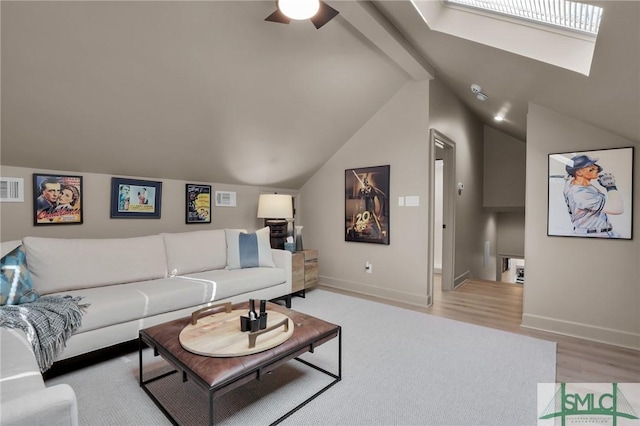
[57,277,216,333]
[0,328,45,403]
[186,267,286,300]
[161,230,227,275]
[23,236,168,295]
[225,227,275,270]
[1,245,38,306]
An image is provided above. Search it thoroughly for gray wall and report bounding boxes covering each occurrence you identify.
[484,126,526,274]
[524,103,639,349]
[299,78,496,307]
[0,165,286,240]
[300,80,431,306]
[429,80,497,283]
[497,212,525,257]
[483,126,526,209]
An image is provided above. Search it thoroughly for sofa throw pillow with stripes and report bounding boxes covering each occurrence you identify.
[225,227,276,270]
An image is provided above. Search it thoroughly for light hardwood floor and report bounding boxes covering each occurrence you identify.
[318,279,640,383]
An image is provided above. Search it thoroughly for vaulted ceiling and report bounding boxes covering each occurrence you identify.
[2,1,638,189]
[377,0,640,144]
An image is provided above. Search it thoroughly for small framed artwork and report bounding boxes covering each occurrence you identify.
[110,177,162,219]
[548,146,633,239]
[33,174,83,225]
[186,184,212,224]
[345,165,390,244]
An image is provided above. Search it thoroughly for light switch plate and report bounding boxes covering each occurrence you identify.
[405,196,420,207]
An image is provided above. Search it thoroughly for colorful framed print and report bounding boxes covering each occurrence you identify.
[110,177,162,219]
[33,174,83,225]
[345,165,390,244]
[186,184,212,224]
[548,147,633,239]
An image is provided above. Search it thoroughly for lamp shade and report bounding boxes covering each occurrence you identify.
[257,194,293,219]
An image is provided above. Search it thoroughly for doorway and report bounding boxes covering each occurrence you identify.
[498,256,525,284]
[427,129,456,306]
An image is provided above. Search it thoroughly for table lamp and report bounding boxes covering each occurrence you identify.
[257,194,293,249]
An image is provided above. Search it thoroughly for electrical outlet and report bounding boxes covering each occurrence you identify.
[365,261,372,273]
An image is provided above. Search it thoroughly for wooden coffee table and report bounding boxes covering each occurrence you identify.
[138,301,341,426]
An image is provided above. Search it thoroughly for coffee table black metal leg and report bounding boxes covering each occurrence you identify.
[271,327,342,425]
[139,337,143,387]
[209,389,214,426]
[138,335,181,425]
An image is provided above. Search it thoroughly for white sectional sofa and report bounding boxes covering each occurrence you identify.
[0,228,292,425]
[0,328,78,426]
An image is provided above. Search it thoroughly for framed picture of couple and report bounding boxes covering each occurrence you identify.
[33,174,83,226]
[110,177,162,219]
[547,147,633,240]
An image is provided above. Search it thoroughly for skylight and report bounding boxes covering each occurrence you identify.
[446,0,603,35]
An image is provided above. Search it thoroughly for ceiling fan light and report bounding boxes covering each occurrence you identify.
[278,0,320,20]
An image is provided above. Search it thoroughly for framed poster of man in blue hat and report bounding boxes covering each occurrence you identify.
[548,147,634,239]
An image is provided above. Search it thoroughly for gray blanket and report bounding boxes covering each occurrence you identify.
[0,295,89,372]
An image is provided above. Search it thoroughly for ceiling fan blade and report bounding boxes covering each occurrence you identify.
[310,1,339,29]
[265,9,291,24]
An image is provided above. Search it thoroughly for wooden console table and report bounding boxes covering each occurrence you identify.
[291,249,318,297]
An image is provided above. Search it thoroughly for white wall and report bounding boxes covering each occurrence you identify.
[300,80,432,306]
[0,165,285,240]
[523,103,639,349]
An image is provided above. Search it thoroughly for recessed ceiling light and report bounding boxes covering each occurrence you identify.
[494,115,504,122]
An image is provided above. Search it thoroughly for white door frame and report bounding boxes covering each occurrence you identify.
[427,129,456,305]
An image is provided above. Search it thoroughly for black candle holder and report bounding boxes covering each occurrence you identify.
[258,312,268,330]
[240,315,259,332]
[240,299,268,332]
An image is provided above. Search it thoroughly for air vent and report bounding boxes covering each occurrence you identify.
[0,178,24,202]
[215,191,236,207]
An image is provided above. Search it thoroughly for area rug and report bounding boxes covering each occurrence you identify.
[46,289,556,425]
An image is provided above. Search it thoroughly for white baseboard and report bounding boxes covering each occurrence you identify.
[522,313,640,350]
[319,275,429,308]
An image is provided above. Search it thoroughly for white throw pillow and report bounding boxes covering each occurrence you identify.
[225,227,275,270]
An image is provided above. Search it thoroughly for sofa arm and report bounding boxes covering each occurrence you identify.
[1,384,78,426]
[271,249,292,294]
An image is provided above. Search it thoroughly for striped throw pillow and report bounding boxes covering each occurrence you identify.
[225,227,276,270]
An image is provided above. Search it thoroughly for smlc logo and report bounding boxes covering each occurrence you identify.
[539,383,639,426]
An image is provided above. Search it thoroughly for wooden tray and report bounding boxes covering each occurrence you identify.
[179,302,294,357]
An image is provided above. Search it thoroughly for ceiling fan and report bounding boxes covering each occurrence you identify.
[265,0,339,29]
